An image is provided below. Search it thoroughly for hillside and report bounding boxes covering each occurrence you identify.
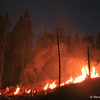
[39,78,100,100]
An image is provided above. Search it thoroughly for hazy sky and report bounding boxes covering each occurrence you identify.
[0,0,100,42]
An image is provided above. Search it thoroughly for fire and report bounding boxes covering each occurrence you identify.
[27,89,31,93]
[34,90,36,93]
[5,87,9,93]
[91,67,99,78]
[49,82,56,89]
[60,82,65,86]
[65,77,73,84]
[44,65,99,90]
[14,85,20,95]
[44,84,49,90]
[73,65,89,83]
[73,65,99,83]
[44,82,56,90]
[0,65,99,96]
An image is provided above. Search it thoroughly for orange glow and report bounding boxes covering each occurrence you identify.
[60,82,65,86]
[91,67,99,78]
[65,77,73,84]
[14,87,20,95]
[0,65,99,96]
[73,65,99,83]
[44,83,49,90]
[34,90,36,93]
[5,87,9,93]
[44,82,56,90]
[49,82,56,89]
[27,89,31,93]
[73,65,89,83]
[43,65,99,90]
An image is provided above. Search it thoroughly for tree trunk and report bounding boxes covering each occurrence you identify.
[0,30,6,89]
[22,43,26,72]
[57,32,61,87]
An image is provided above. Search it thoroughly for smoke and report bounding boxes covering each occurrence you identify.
[20,36,100,89]
[20,44,59,87]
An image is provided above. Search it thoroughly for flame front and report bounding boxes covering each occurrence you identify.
[44,65,99,90]
[0,65,99,96]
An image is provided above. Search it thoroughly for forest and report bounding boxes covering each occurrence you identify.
[0,11,100,89]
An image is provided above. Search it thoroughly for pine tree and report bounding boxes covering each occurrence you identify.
[65,35,72,53]
[12,11,34,85]
[95,33,100,49]
[0,13,11,89]
[81,32,94,48]
[53,27,65,42]
[72,34,80,57]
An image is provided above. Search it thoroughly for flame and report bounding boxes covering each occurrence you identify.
[44,82,56,90]
[49,82,56,89]
[73,65,99,83]
[43,65,99,90]
[91,67,99,78]
[60,82,65,86]
[5,87,9,93]
[44,83,49,90]
[34,90,36,93]
[73,65,88,83]
[65,77,73,84]
[0,65,99,96]
[27,89,31,93]
[14,86,20,95]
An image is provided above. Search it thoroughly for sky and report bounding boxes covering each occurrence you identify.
[0,0,100,43]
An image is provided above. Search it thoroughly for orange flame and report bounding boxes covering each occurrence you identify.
[44,83,49,90]
[44,65,99,90]
[65,77,73,84]
[5,87,9,93]
[73,65,99,83]
[91,67,99,78]
[0,65,99,95]
[60,82,65,86]
[27,89,31,93]
[14,86,20,95]
[49,82,56,89]
[34,90,36,93]
[44,82,56,90]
